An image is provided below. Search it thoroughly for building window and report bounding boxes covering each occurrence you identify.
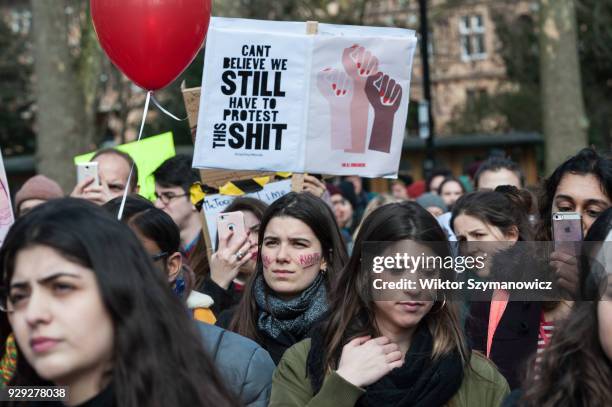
[459,14,486,61]
[466,88,488,108]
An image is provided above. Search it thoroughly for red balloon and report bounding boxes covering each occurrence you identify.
[91,0,211,91]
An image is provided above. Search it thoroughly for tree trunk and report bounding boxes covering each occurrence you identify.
[539,0,588,175]
[32,0,91,192]
[77,1,103,148]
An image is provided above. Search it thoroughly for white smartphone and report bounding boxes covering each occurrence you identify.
[217,211,247,248]
[76,162,100,186]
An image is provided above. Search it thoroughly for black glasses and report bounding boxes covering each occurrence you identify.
[154,192,188,205]
[151,251,168,262]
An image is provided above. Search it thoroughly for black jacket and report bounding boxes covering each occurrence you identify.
[466,300,541,390]
[199,276,243,315]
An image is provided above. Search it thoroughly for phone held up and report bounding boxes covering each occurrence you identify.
[552,212,583,257]
[76,162,100,187]
[217,211,247,248]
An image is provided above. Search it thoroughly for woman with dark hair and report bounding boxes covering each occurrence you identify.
[104,196,215,324]
[426,168,452,194]
[438,177,466,210]
[270,201,509,406]
[452,186,547,389]
[0,198,239,406]
[219,192,348,364]
[203,197,269,314]
[510,207,612,407]
[535,148,612,296]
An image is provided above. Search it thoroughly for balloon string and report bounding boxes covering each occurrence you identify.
[117,90,152,221]
[151,94,188,121]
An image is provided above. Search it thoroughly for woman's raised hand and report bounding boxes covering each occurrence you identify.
[336,336,403,388]
[210,230,254,289]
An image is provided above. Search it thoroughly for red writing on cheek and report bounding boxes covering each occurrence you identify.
[297,253,321,268]
[262,255,273,268]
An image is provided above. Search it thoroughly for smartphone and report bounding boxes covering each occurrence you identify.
[552,212,583,256]
[76,162,100,186]
[217,211,247,248]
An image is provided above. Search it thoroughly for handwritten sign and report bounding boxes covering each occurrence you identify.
[203,179,291,245]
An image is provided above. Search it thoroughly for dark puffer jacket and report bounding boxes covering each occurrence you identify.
[196,322,275,407]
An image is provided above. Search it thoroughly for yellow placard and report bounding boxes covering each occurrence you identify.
[74,132,176,201]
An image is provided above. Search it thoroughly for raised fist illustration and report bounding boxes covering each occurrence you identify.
[341,44,380,154]
[342,45,379,85]
[317,68,353,150]
[365,72,403,154]
[366,72,402,113]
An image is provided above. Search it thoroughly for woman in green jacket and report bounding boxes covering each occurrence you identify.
[271,201,510,407]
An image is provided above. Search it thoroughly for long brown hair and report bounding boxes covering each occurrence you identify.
[316,202,470,378]
[190,235,211,290]
[1,199,240,406]
[228,192,348,342]
[520,300,611,406]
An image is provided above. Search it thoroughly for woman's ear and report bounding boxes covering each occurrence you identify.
[320,255,328,273]
[505,225,520,242]
[166,252,183,282]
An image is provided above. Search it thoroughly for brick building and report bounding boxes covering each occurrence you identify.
[365,0,538,135]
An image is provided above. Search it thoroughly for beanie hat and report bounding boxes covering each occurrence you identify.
[14,175,64,211]
[327,182,358,209]
[326,183,341,197]
[416,192,447,212]
[338,181,358,209]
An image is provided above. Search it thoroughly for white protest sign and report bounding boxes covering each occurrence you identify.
[203,179,291,247]
[193,17,417,178]
[0,149,15,246]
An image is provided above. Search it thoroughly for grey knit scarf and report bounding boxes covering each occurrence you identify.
[254,272,328,340]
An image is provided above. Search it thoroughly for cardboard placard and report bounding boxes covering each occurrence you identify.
[74,132,176,201]
[193,17,417,178]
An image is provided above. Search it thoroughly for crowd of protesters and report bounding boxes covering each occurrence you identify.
[0,146,610,406]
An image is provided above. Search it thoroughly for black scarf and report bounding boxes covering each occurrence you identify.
[356,324,464,407]
[308,322,465,407]
[254,272,328,341]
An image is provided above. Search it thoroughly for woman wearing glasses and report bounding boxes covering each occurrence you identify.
[104,196,216,324]
[104,196,275,407]
[0,198,240,406]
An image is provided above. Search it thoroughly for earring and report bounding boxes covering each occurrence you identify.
[438,293,447,310]
[431,292,446,313]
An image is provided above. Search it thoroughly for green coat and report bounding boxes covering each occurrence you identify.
[270,339,510,407]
